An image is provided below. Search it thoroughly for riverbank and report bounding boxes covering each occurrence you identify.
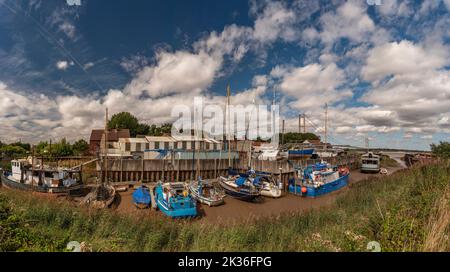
[1,162,447,252]
[114,165,403,223]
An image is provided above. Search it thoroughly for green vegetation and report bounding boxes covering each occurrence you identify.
[0,139,89,160]
[35,138,90,157]
[380,155,399,168]
[1,163,448,252]
[281,132,320,143]
[108,111,172,137]
[431,141,450,159]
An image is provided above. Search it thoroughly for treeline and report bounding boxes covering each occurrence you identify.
[280,132,320,143]
[108,112,172,137]
[0,138,89,158]
[431,141,450,159]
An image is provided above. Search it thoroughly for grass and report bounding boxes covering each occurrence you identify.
[1,162,449,252]
[380,155,400,168]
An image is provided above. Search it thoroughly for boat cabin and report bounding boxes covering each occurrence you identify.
[361,152,380,173]
[10,159,81,188]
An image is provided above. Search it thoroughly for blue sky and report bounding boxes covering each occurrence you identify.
[0,0,449,150]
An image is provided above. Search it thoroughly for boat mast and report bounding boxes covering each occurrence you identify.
[324,103,328,149]
[104,107,108,184]
[226,84,231,169]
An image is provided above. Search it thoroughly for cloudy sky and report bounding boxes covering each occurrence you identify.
[0,0,449,150]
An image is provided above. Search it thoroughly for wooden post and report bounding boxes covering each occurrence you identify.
[141,157,144,182]
[162,160,165,182]
[120,157,123,182]
[214,158,217,178]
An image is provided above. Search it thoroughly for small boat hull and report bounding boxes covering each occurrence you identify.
[132,186,151,209]
[218,178,260,201]
[154,183,197,218]
[1,174,83,194]
[189,180,225,207]
[289,174,349,197]
[260,186,282,198]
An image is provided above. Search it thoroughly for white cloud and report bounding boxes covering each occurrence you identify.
[83,62,95,70]
[56,60,70,70]
[273,63,350,110]
[252,1,298,44]
[124,51,221,98]
[59,21,76,39]
[319,1,375,45]
[361,41,448,82]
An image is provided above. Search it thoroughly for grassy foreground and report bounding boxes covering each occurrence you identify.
[1,163,449,252]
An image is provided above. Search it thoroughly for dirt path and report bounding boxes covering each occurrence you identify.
[114,166,404,223]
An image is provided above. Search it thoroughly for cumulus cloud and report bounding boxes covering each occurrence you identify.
[56,60,72,70]
[318,1,375,45]
[272,63,350,110]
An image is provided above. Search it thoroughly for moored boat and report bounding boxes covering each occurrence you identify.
[289,162,349,198]
[1,159,83,195]
[132,185,151,209]
[252,174,282,198]
[154,182,197,218]
[189,178,225,207]
[81,183,116,209]
[218,175,261,201]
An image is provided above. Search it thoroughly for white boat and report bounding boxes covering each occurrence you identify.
[361,152,381,173]
[250,173,282,198]
[1,159,83,194]
[189,178,226,207]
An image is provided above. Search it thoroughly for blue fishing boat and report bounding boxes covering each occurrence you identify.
[132,185,151,209]
[289,162,349,197]
[154,182,197,218]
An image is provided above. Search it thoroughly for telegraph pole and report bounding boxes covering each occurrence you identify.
[226,84,231,168]
[324,104,328,146]
[104,107,108,184]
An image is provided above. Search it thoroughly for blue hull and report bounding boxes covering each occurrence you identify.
[289,174,349,197]
[288,149,314,156]
[132,186,151,208]
[154,185,197,218]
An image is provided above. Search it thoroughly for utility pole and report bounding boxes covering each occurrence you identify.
[226,84,231,169]
[303,113,307,133]
[104,107,108,184]
[324,103,328,147]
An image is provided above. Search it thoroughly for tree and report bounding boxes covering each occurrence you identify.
[72,139,89,156]
[135,123,150,136]
[281,132,320,143]
[0,145,27,158]
[431,141,450,159]
[108,112,140,137]
[10,142,31,151]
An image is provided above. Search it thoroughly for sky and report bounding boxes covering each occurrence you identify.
[0,0,449,150]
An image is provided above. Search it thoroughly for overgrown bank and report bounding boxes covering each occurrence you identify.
[1,163,449,252]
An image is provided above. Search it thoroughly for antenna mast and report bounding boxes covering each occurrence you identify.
[324,103,328,147]
[104,107,108,184]
[226,84,231,168]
